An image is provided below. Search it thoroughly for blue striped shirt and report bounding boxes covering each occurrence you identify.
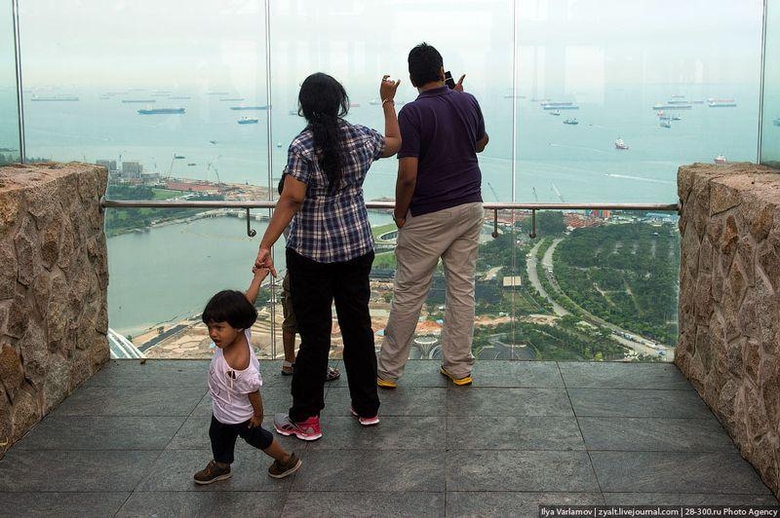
[285,120,385,263]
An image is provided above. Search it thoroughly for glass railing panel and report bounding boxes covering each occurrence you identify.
[102,208,279,359]
[0,2,20,164]
[102,203,679,363]
[267,0,516,205]
[18,2,270,182]
[482,209,679,362]
[761,0,780,168]
[514,0,764,203]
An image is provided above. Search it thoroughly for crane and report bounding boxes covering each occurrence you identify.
[551,183,565,203]
[206,155,223,192]
[486,182,500,202]
[531,187,539,202]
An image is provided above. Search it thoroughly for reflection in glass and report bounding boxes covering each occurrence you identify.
[515,1,763,203]
[0,1,21,164]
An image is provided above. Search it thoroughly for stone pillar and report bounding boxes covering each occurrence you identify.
[0,162,109,457]
[676,162,780,498]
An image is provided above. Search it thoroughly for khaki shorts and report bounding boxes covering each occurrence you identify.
[281,272,297,331]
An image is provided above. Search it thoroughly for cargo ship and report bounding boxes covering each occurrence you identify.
[652,103,692,110]
[707,98,737,107]
[237,116,259,124]
[137,107,185,115]
[541,101,579,110]
[230,105,270,111]
[31,95,79,101]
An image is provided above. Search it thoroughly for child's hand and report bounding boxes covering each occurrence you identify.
[251,266,269,281]
[248,414,263,428]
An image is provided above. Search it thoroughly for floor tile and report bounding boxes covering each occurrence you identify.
[446,492,604,517]
[0,450,160,492]
[116,491,286,518]
[579,416,735,451]
[136,449,293,492]
[591,451,774,494]
[446,416,585,450]
[447,451,599,492]
[447,388,574,417]
[0,492,129,518]
[290,450,445,492]
[569,388,714,418]
[282,491,445,517]
[85,359,208,389]
[305,416,447,450]
[559,362,690,389]
[603,493,780,506]
[51,384,202,417]
[322,386,448,417]
[15,415,186,450]
[469,361,564,388]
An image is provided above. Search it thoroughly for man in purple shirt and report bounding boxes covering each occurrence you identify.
[377,43,489,388]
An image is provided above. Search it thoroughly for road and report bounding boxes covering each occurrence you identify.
[527,237,674,360]
[526,239,569,316]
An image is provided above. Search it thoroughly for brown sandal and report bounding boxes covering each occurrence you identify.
[325,366,340,382]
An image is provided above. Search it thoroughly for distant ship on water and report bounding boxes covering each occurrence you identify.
[237,116,259,124]
[137,107,185,115]
[707,98,737,108]
[541,101,579,110]
[31,95,79,101]
[230,105,270,111]
[614,137,629,150]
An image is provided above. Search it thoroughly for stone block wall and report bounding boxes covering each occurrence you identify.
[676,162,780,498]
[0,162,109,456]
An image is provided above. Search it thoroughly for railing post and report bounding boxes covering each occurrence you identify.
[245,209,256,237]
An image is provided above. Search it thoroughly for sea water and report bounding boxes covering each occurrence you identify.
[18,82,761,334]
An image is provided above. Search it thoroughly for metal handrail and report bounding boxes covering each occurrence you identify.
[100,198,679,211]
[100,197,679,239]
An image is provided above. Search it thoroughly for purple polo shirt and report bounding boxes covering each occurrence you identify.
[397,86,486,216]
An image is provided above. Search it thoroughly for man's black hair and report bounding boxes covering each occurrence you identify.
[408,42,443,87]
[202,290,257,329]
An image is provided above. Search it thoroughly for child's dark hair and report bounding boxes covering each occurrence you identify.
[202,290,258,329]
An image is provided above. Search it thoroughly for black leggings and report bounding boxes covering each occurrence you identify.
[209,414,273,464]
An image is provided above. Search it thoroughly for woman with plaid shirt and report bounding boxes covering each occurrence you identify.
[255,73,401,440]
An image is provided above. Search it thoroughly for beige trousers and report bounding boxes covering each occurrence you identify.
[378,202,483,380]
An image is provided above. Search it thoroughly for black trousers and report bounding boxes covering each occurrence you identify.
[209,414,273,464]
[286,248,380,421]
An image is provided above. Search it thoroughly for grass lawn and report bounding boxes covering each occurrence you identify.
[151,188,183,200]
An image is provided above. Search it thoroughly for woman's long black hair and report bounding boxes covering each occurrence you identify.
[298,73,350,193]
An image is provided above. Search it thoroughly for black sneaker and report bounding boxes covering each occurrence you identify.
[193,460,231,485]
[268,452,302,479]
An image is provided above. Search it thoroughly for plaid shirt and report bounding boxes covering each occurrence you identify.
[285,120,385,263]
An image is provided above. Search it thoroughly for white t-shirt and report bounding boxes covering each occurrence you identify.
[208,329,263,424]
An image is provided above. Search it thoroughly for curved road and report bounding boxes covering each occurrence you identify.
[527,237,674,360]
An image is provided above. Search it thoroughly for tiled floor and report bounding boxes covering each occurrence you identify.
[0,360,777,517]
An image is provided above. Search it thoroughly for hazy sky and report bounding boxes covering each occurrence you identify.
[11,0,766,96]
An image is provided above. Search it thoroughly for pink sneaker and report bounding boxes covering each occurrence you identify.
[350,406,380,427]
[273,413,322,441]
